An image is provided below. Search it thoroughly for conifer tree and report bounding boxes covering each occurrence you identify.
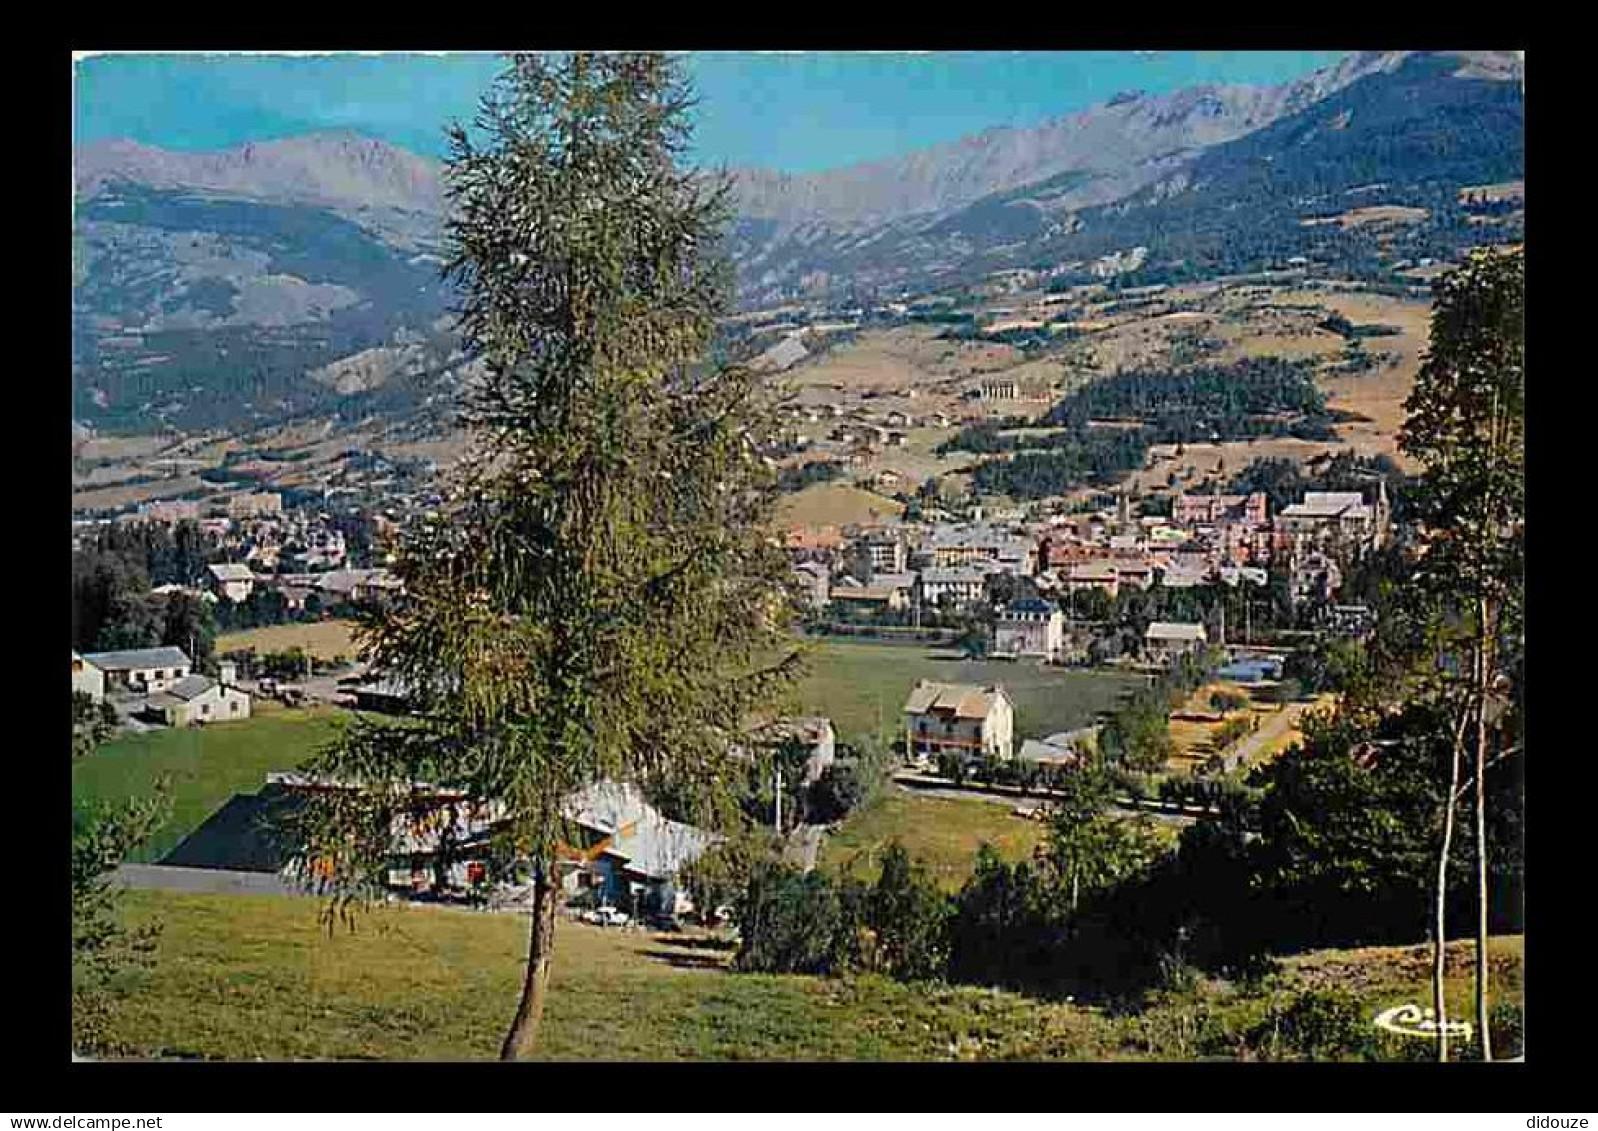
[291,52,802,1060]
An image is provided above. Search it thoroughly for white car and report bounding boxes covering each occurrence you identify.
[582,905,630,927]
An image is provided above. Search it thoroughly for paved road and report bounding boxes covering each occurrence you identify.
[112,863,303,897]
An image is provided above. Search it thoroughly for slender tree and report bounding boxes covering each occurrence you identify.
[290,52,802,1060]
[1399,247,1524,1061]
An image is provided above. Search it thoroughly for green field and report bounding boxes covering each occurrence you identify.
[72,708,349,862]
[87,888,1523,1061]
[821,790,1048,893]
[791,638,1143,742]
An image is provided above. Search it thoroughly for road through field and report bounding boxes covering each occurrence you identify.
[1219,697,1324,771]
[112,863,299,897]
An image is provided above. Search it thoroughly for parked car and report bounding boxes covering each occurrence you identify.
[582,905,630,927]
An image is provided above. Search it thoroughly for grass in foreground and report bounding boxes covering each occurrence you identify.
[821,789,1047,893]
[90,888,1522,1062]
[72,708,348,862]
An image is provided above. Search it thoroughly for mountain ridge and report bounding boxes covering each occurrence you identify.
[79,51,1524,232]
[71,50,1523,434]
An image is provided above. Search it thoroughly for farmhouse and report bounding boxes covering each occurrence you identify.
[1018,727,1096,767]
[143,674,252,728]
[903,680,1015,764]
[81,646,192,694]
[993,597,1065,662]
[559,781,718,916]
[1143,622,1209,663]
[315,568,402,604]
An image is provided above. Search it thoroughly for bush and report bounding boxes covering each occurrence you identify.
[1488,998,1525,1060]
[1213,715,1255,750]
[946,846,1057,990]
[865,843,951,982]
[1210,689,1249,715]
[732,861,865,976]
[808,762,868,824]
[1248,989,1377,1061]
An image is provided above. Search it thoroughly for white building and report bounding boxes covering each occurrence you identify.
[207,562,256,603]
[993,598,1065,661]
[71,652,105,702]
[752,716,838,785]
[227,492,283,519]
[144,675,252,728]
[80,646,193,694]
[917,566,992,610]
[792,561,831,610]
[1143,622,1209,663]
[1277,487,1389,552]
[903,680,1015,764]
[859,529,908,576]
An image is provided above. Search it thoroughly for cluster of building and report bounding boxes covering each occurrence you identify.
[265,715,841,910]
[789,483,1391,629]
[146,562,402,613]
[72,646,252,728]
[275,774,717,916]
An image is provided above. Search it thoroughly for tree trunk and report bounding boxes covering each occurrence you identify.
[1473,595,1494,1062]
[499,862,560,1061]
[1432,701,1470,1062]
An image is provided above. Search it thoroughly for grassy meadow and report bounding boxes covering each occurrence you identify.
[820,790,1047,893]
[88,888,1523,1062]
[775,481,904,527]
[791,637,1143,742]
[72,708,349,862]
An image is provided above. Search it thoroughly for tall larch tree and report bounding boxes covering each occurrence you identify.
[290,52,803,1061]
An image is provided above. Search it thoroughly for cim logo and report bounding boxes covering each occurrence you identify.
[1372,1003,1473,1040]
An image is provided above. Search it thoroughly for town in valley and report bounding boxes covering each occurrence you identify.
[69,49,1525,1064]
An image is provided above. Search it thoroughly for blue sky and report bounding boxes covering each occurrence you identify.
[74,51,1351,174]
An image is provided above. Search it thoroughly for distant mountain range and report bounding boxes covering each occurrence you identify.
[72,50,1523,433]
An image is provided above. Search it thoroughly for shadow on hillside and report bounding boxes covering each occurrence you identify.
[657,934,736,953]
[640,948,732,972]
